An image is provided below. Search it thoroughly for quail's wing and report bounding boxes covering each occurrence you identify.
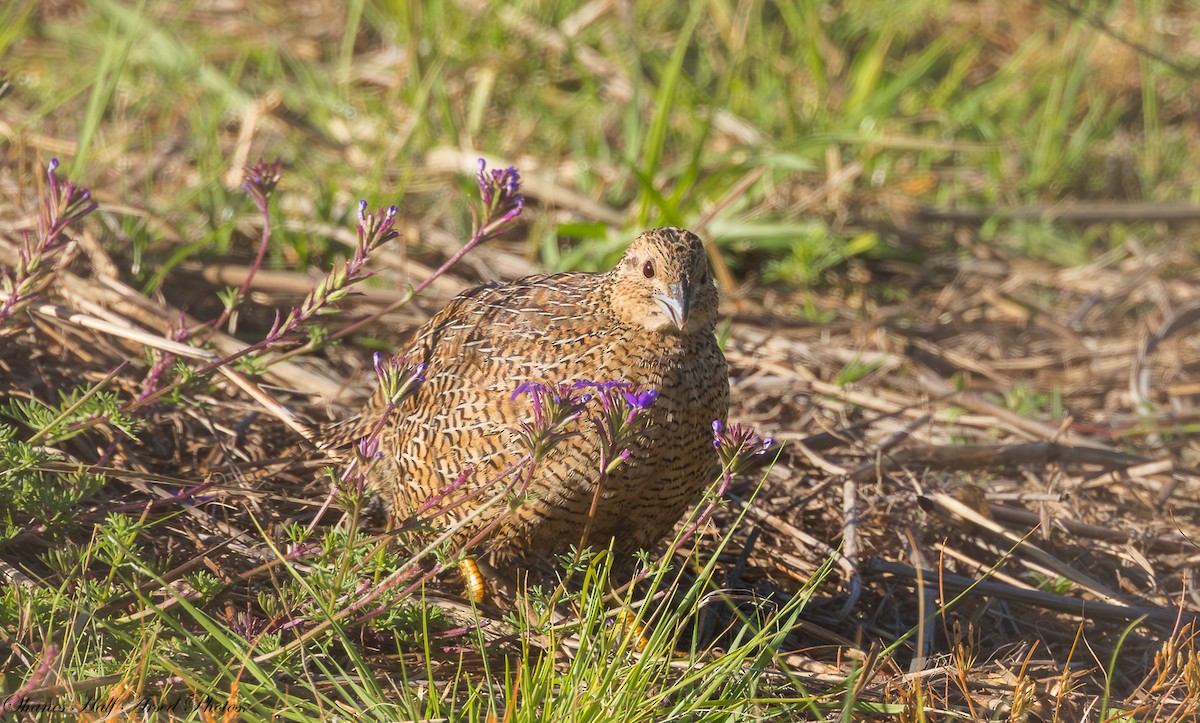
[388,273,602,473]
[400,273,598,386]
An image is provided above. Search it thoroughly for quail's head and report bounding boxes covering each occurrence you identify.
[608,227,719,334]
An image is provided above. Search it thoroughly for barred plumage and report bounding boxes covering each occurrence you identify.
[357,227,729,575]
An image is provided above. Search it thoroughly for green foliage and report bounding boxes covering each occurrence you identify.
[16,0,1189,288]
[991,384,1065,421]
[765,225,879,286]
[5,386,139,446]
[0,443,823,720]
[1030,572,1073,596]
[0,424,107,541]
[491,548,826,720]
[835,353,887,388]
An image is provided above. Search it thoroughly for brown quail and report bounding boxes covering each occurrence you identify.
[360,227,729,582]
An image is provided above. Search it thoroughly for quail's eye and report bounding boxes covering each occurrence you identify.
[642,260,655,279]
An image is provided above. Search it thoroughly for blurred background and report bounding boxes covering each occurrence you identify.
[6,0,1198,293]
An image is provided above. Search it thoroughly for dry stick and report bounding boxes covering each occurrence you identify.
[839,474,862,621]
[30,301,315,443]
[905,528,935,675]
[906,336,1013,387]
[0,558,36,589]
[1130,301,1200,506]
[55,270,338,415]
[66,272,344,400]
[789,439,850,475]
[986,504,1195,554]
[727,495,856,587]
[877,439,1200,516]
[864,559,1193,629]
[793,408,942,510]
[183,260,423,306]
[1079,458,1175,492]
[79,477,218,520]
[933,542,1038,592]
[924,492,1127,606]
[914,365,1101,447]
[32,301,210,359]
[846,441,1183,482]
[115,474,278,571]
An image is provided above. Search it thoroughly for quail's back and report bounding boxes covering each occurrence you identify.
[365,227,730,570]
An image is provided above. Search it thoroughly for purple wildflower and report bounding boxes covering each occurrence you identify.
[241,158,282,207]
[513,381,589,459]
[622,388,659,410]
[357,203,400,258]
[355,435,383,462]
[1,158,98,326]
[332,353,416,509]
[576,380,659,473]
[44,157,98,233]
[514,378,659,474]
[474,159,524,240]
[511,380,543,400]
[712,420,776,475]
[261,200,398,342]
[334,428,390,508]
[221,159,284,330]
[373,352,425,406]
[230,609,271,642]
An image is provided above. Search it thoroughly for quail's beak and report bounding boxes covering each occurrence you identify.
[652,282,691,330]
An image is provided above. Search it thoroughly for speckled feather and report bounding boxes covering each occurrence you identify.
[360,227,729,569]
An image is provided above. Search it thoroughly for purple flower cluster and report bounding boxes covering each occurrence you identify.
[1,158,98,326]
[209,159,285,333]
[356,200,401,259]
[240,158,282,215]
[268,201,398,339]
[332,352,426,492]
[373,352,426,406]
[354,435,382,464]
[580,381,659,473]
[475,159,524,240]
[511,379,660,475]
[712,420,775,476]
[511,381,591,459]
[45,158,98,233]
